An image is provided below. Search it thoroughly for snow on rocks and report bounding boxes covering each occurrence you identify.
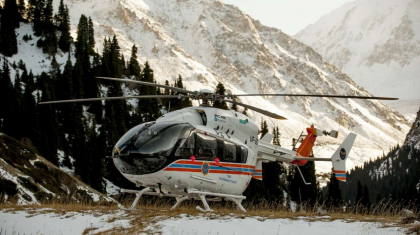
[104,178,121,196]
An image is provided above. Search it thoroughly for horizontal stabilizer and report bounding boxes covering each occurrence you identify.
[260,133,274,143]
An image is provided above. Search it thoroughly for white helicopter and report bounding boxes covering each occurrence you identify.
[41,77,397,212]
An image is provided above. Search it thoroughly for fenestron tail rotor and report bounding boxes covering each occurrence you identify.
[39,76,399,120]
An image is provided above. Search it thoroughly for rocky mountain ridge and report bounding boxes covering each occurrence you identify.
[7,0,409,172]
[295,0,420,120]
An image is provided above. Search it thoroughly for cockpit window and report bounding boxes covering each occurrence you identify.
[113,122,194,175]
[117,122,191,157]
[223,141,236,162]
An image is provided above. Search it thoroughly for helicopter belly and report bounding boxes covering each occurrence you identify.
[120,160,253,196]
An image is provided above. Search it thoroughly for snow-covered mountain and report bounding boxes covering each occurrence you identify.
[8,0,410,173]
[294,0,420,120]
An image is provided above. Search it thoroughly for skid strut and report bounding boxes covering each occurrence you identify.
[118,188,152,210]
[187,189,247,213]
[170,196,189,211]
[118,188,186,211]
[118,187,247,212]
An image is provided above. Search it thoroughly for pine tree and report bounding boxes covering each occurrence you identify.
[276,126,280,146]
[75,15,94,59]
[8,73,25,139]
[213,82,228,110]
[22,79,39,143]
[0,60,13,133]
[242,107,249,117]
[72,59,84,99]
[86,120,104,192]
[259,119,269,139]
[128,44,141,78]
[231,97,238,112]
[36,73,61,165]
[0,0,19,56]
[355,181,363,205]
[32,0,45,36]
[110,35,122,77]
[41,0,57,55]
[326,168,343,208]
[272,127,278,146]
[136,61,159,122]
[362,185,371,209]
[56,1,72,52]
[17,0,27,21]
[88,17,95,53]
[89,52,103,122]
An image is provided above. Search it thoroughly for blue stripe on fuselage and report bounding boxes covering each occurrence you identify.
[168,163,254,173]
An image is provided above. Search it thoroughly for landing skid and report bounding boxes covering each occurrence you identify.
[117,188,247,212]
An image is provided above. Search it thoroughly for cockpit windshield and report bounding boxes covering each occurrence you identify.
[113,122,194,175]
[116,122,191,157]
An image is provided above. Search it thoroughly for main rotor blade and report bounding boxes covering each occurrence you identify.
[96,77,195,94]
[232,94,398,100]
[224,99,287,120]
[39,95,179,104]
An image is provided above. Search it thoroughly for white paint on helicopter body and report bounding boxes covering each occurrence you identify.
[120,106,261,196]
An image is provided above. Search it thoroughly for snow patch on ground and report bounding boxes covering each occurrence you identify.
[0,209,409,235]
[153,214,405,235]
[0,209,130,235]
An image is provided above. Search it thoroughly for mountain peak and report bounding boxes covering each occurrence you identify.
[295,0,420,102]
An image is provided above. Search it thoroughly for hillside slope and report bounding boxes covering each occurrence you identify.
[0,134,112,205]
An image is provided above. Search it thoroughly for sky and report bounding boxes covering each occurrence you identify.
[221,0,355,35]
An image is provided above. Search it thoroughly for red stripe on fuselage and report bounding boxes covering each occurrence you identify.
[164,168,202,173]
[164,168,253,175]
[334,170,346,173]
[175,160,255,169]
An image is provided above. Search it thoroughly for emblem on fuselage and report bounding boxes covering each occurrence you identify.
[201,161,210,176]
[340,148,346,160]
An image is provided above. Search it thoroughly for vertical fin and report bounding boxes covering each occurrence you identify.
[332,133,357,182]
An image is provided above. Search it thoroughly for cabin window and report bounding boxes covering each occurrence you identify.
[196,133,217,160]
[174,130,248,164]
[223,141,236,162]
[175,131,195,158]
[241,146,248,163]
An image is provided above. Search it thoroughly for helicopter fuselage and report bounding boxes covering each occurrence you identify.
[112,106,260,196]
